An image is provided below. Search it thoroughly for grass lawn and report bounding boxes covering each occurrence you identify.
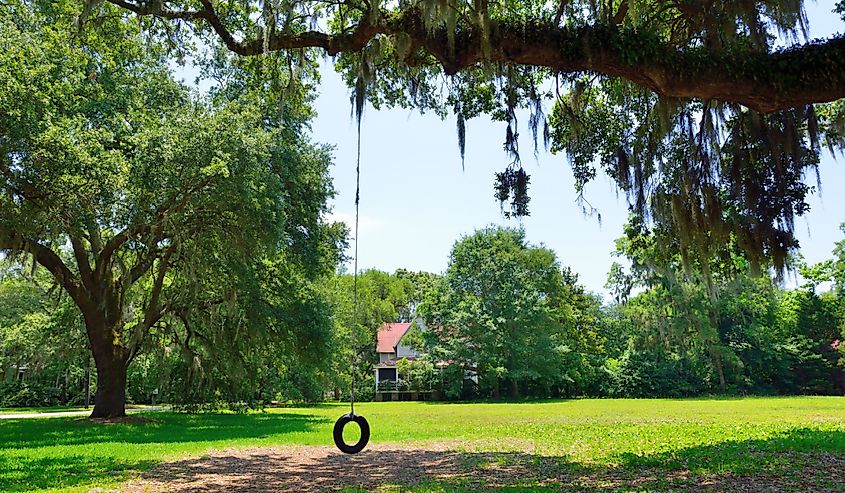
[1,397,844,492]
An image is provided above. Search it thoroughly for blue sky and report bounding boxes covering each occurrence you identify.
[310,2,845,296]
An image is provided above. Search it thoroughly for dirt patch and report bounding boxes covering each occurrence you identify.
[117,444,845,492]
[120,445,476,493]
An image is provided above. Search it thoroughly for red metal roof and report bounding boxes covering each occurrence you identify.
[377,322,411,353]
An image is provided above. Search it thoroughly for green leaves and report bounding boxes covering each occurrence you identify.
[606,214,845,397]
[420,226,597,398]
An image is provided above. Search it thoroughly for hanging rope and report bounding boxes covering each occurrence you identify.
[333,112,370,454]
[350,117,361,417]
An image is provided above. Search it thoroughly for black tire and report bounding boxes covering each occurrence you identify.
[333,413,370,454]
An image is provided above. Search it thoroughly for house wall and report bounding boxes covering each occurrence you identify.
[379,352,396,363]
[396,321,422,358]
[396,343,419,359]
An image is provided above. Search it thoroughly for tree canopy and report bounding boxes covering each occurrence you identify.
[419,226,601,398]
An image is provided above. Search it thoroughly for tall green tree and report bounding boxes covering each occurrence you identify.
[420,226,597,398]
[606,215,845,396]
[830,223,845,296]
[0,1,342,417]
[393,269,441,322]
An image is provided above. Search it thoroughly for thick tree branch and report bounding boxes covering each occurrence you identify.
[98,175,214,278]
[97,224,151,278]
[86,219,103,255]
[396,18,845,113]
[144,247,175,325]
[119,221,203,288]
[69,235,95,291]
[0,228,87,306]
[611,1,628,25]
[122,246,159,287]
[108,0,268,52]
[107,1,845,112]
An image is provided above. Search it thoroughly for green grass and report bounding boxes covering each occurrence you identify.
[1,397,844,492]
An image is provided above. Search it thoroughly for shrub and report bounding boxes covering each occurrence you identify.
[0,381,61,407]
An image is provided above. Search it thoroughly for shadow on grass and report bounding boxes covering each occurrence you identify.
[0,454,159,492]
[0,411,328,492]
[614,426,845,475]
[0,411,328,449]
[120,428,845,493]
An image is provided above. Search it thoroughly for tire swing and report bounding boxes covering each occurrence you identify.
[333,412,370,454]
[333,123,369,455]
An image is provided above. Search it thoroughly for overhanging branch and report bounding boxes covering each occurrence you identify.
[106,1,845,112]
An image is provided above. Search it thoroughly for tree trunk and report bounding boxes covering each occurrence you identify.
[707,308,727,393]
[89,331,129,418]
[91,354,128,418]
[711,348,727,393]
[84,355,91,409]
[510,379,519,399]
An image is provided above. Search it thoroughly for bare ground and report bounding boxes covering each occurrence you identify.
[117,443,845,493]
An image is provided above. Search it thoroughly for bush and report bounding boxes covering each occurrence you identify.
[0,381,61,408]
[603,349,709,398]
[774,336,838,394]
[350,374,375,402]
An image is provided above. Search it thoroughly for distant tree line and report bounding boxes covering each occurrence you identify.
[6,221,844,407]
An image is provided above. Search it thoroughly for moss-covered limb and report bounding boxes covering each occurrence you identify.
[107,1,844,112]
[0,229,87,307]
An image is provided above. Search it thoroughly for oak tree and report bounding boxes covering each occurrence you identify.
[0,1,342,417]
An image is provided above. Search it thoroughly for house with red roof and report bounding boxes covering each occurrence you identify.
[373,319,424,390]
